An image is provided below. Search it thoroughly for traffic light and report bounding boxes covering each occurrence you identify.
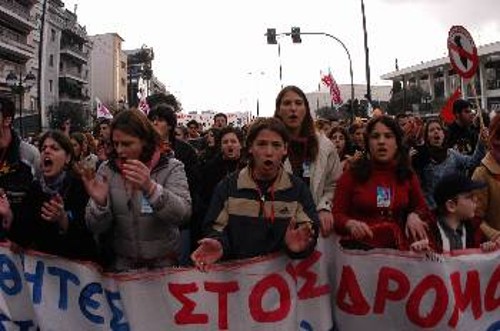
[266,28,277,44]
[291,27,301,43]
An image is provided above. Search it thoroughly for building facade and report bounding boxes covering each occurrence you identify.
[89,33,127,112]
[0,0,38,135]
[306,84,392,117]
[381,41,500,113]
[125,46,154,107]
[33,0,91,131]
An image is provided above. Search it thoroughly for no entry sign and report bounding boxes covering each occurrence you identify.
[448,26,479,79]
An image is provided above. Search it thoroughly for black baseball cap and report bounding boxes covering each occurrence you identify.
[434,174,486,206]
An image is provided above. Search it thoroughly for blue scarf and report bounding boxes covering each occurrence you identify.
[40,171,67,196]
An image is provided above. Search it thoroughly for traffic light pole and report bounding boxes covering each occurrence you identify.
[267,30,354,120]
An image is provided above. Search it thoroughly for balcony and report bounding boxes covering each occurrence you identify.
[59,69,88,84]
[0,0,37,31]
[62,22,88,42]
[0,25,34,62]
[60,44,88,64]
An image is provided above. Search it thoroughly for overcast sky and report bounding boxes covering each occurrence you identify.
[64,0,500,116]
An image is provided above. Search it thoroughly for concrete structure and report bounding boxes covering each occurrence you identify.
[125,46,154,107]
[34,0,91,131]
[150,74,167,95]
[0,0,38,134]
[177,110,251,130]
[89,33,127,112]
[307,84,392,115]
[381,41,500,112]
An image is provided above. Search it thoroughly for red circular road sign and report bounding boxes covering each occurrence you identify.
[448,26,479,79]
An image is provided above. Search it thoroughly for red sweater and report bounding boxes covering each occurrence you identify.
[333,162,431,249]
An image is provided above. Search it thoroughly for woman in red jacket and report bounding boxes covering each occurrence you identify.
[333,116,432,250]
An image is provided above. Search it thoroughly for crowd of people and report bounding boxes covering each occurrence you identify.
[0,84,499,274]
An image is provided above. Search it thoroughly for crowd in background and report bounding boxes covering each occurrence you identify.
[0,84,498,274]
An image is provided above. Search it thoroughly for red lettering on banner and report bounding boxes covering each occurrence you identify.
[406,275,448,328]
[249,274,291,322]
[286,250,330,299]
[168,283,208,325]
[485,265,500,312]
[336,266,370,315]
[449,270,482,327]
[204,281,239,330]
[374,267,410,314]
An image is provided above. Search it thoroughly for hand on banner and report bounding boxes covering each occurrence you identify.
[480,241,499,252]
[191,238,223,272]
[406,213,428,241]
[318,211,334,237]
[410,238,430,252]
[0,189,13,231]
[285,217,315,252]
[345,219,373,240]
[80,168,109,207]
[41,194,68,232]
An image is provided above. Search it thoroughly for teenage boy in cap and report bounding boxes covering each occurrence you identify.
[425,173,499,253]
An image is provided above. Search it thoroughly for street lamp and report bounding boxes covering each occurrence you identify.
[247,71,265,117]
[6,71,36,137]
[265,28,355,120]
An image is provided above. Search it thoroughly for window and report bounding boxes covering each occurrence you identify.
[49,80,53,92]
[51,29,56,42]
[49,54,54,67]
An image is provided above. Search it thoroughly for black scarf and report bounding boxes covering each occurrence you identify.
[428,146,448,164]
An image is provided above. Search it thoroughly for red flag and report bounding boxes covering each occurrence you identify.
[96,97,113,119]
[440,88,461,124]
[138,97,150,115]
[321,72,343,105]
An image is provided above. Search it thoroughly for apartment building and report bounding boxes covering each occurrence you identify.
[125,46,154,107]
[32,0,91,131]
[89,33,127,111]
[0,0,38,135]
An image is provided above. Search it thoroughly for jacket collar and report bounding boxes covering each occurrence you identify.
[237,166,292,192]
[482,152,500,175]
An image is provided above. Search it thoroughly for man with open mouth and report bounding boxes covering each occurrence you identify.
[191,117,319,272]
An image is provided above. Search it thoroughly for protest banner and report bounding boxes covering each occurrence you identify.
[0,239,498,330]
[0,242,333,330]
[332,245,500,330]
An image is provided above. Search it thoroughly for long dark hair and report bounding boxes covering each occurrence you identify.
[351,116,412,183]
[110,110,160,164]
[274,85,319,161]
[39,130,75,167]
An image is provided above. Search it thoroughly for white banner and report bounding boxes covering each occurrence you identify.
[0,239,499,330]
[332,245,500,331]
[0,243,333,330]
